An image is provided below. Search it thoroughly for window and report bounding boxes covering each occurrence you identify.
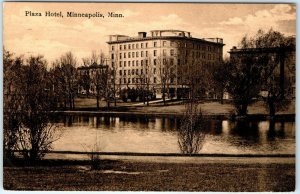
[128,44,131,49]
[163,41,167,47]
[124,78,126,84]
[145,60,148,66]
[163,49,166,56]
[119,61,122,67]
[170,59,174,66]
[136,43,139,49]
[128,70,130,75]
[141,43,144,48]
[141,51,144,57]
[136,52,139,57]
[120,53,122,59]
[154,50,157,56]
[154,77,157,83]
[145,43,148,48]
[132,61,135,66]
[120,45,122,50]
[124,53,126,58]
[153,68,156,74]
[136,69,138,74]
[112,46,115,51]
[132,52,135,58]
[141,69,143,74]
[124,61,127,67]
[124,70,126,75]
[128,52,131,58]
[136,60,139,66]
[132,69,135,75]
[119,70,122,76]
[124,45,127,50]
[163,58,166,65]
[111,54,114,59]
[170,41,174,47]
[154,59,157,66]
[146,51,148,57]
[132,44,135,49]
[128,61,131,67]
[119,78,122,84]
[132,78,135,83]
[141,60,144,66]
[154,42,157,47]
[170,49,174,56]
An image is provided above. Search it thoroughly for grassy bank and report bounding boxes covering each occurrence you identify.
[73,98,295,115]
[4,159,295,191]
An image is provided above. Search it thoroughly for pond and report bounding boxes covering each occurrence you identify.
[52,115,295,155]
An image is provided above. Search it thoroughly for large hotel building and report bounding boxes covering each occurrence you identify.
[107,30,225,98]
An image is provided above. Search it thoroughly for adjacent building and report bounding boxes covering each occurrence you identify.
[107,30,225,98]
[77,63,109,95]
[229,36,296,98]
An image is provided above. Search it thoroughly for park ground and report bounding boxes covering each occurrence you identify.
[3,156,295,191]
[73,97,295,115]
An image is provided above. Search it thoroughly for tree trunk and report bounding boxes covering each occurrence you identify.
[268,100,276,117]
[96,95,100,109]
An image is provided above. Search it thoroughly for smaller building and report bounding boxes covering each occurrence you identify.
[77,63,109,95]
[228,37,296,99]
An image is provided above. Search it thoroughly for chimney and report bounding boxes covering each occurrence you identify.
[138,32,147,38]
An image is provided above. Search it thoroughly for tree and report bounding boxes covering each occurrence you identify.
[226,53,263,116]
[177,102,206,155]
[212,59,230,104]
[59,52,78,109]
[16,55,60,161]
[228,29,295,116]
[157,56,176,105]
[78,71,91,97]
[3,49,23,159]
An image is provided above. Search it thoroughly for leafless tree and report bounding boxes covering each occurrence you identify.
[3,49,23,159]
[157,56,176,105]
[178,102,206,155]
[59,52,78,109]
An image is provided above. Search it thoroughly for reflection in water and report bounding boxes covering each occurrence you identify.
[267,121,286,141]
[230,120,260,145]
[52,115,295,154]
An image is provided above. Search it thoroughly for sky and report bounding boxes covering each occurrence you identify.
[3,2,296,66]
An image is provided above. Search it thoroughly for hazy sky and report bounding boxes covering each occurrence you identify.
[3,2,296,65]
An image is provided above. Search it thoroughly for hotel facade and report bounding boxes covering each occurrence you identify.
[107,30,225,98]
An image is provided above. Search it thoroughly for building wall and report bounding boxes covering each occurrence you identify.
[107,30,224,98]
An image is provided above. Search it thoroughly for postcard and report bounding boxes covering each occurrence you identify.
[3,2,296,191]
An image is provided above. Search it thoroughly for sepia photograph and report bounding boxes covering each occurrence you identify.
[3,1,296,192]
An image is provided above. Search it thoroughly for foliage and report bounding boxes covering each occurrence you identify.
[229,28,295,116]
[3,52,61,161]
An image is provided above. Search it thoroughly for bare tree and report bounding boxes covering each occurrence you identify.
[178,102,206,155]
[16,55,61,161]
[3,49,23,159]
[59,52,78,109]
[157,56,176,105]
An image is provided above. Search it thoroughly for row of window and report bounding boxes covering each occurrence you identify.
[120,77,157,84]
[112,50,221,61]
[119,68,158,76]
[111,41,222,52]
[118,58,177,68]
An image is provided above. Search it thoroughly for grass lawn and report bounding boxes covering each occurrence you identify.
[4,159,295,191]
[73,97,295,115]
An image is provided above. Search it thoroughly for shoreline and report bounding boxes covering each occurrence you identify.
[52,110,295,121]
